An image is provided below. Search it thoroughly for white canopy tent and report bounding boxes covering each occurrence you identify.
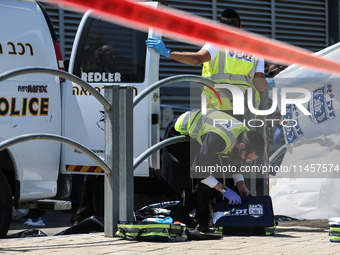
[270,42,340,219]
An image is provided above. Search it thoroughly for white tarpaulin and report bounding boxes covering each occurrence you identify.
[270,42,340,219]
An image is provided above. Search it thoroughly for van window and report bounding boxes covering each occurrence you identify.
[72,17,147,83]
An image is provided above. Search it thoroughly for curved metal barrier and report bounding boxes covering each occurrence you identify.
[0,67,117,236]
[133,74,220,171]
[0,133,111,175]
[133,135,190,170]
[0,69,265,237]
[0,67,111,111]
[133,74,219,107]
[269,145,286,165]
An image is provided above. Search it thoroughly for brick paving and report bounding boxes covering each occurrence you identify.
[1,220,340,254]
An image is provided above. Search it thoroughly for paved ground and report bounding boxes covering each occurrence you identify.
[1,218,339,255]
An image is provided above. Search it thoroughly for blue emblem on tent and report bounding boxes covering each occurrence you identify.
[308,82,335,124]
[283,104,304,143]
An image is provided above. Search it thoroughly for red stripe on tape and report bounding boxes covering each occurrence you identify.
[46,0,340,75]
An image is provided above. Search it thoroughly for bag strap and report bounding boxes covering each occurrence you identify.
[163,224,175,241]
[120,228,145,240]
[178,226,184,236]
[165,225,186,240]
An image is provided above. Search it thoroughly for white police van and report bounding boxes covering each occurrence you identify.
[0,0,160,236]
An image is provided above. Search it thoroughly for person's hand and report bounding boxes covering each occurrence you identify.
[274,126,283,144]
[145,37,170,57]
[222,187,241,205]
[236,181,253,197]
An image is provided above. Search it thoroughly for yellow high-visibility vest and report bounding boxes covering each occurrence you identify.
[174,109,249,155]
[202,48,261,111]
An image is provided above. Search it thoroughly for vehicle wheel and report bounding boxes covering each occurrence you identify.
[0,170,12,237]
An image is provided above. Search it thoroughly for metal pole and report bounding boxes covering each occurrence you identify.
[256,91,269,196]
[119,86,134,222]
[104,85,120,237]
[244,90,257,195]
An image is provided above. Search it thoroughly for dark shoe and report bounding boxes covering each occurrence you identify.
[195,222,210,233]
[170,210,197,228]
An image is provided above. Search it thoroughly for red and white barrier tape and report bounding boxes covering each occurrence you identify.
[46,0,340,75]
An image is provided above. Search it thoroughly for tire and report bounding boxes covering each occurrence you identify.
[0,170,12,237]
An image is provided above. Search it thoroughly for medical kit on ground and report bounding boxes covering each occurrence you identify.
[214,196,276,236]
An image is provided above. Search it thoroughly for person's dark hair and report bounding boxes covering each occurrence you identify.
[267,62,288,78]
[237,131,265,156]
[219,8,241,28]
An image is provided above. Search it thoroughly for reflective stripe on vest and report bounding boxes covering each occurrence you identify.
[202,48,261,111]
[174,109,249,155]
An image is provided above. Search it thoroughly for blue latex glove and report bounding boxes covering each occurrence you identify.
[274,126,283,144]
[145,37,170,57]
[222,187,241,205]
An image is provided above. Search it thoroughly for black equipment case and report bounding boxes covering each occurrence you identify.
[213,196,275,236]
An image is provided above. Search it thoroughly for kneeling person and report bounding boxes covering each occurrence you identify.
[165,109,265,231]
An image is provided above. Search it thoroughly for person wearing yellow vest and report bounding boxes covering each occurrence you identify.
[164,109,265,232]
[145,8,268,116]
